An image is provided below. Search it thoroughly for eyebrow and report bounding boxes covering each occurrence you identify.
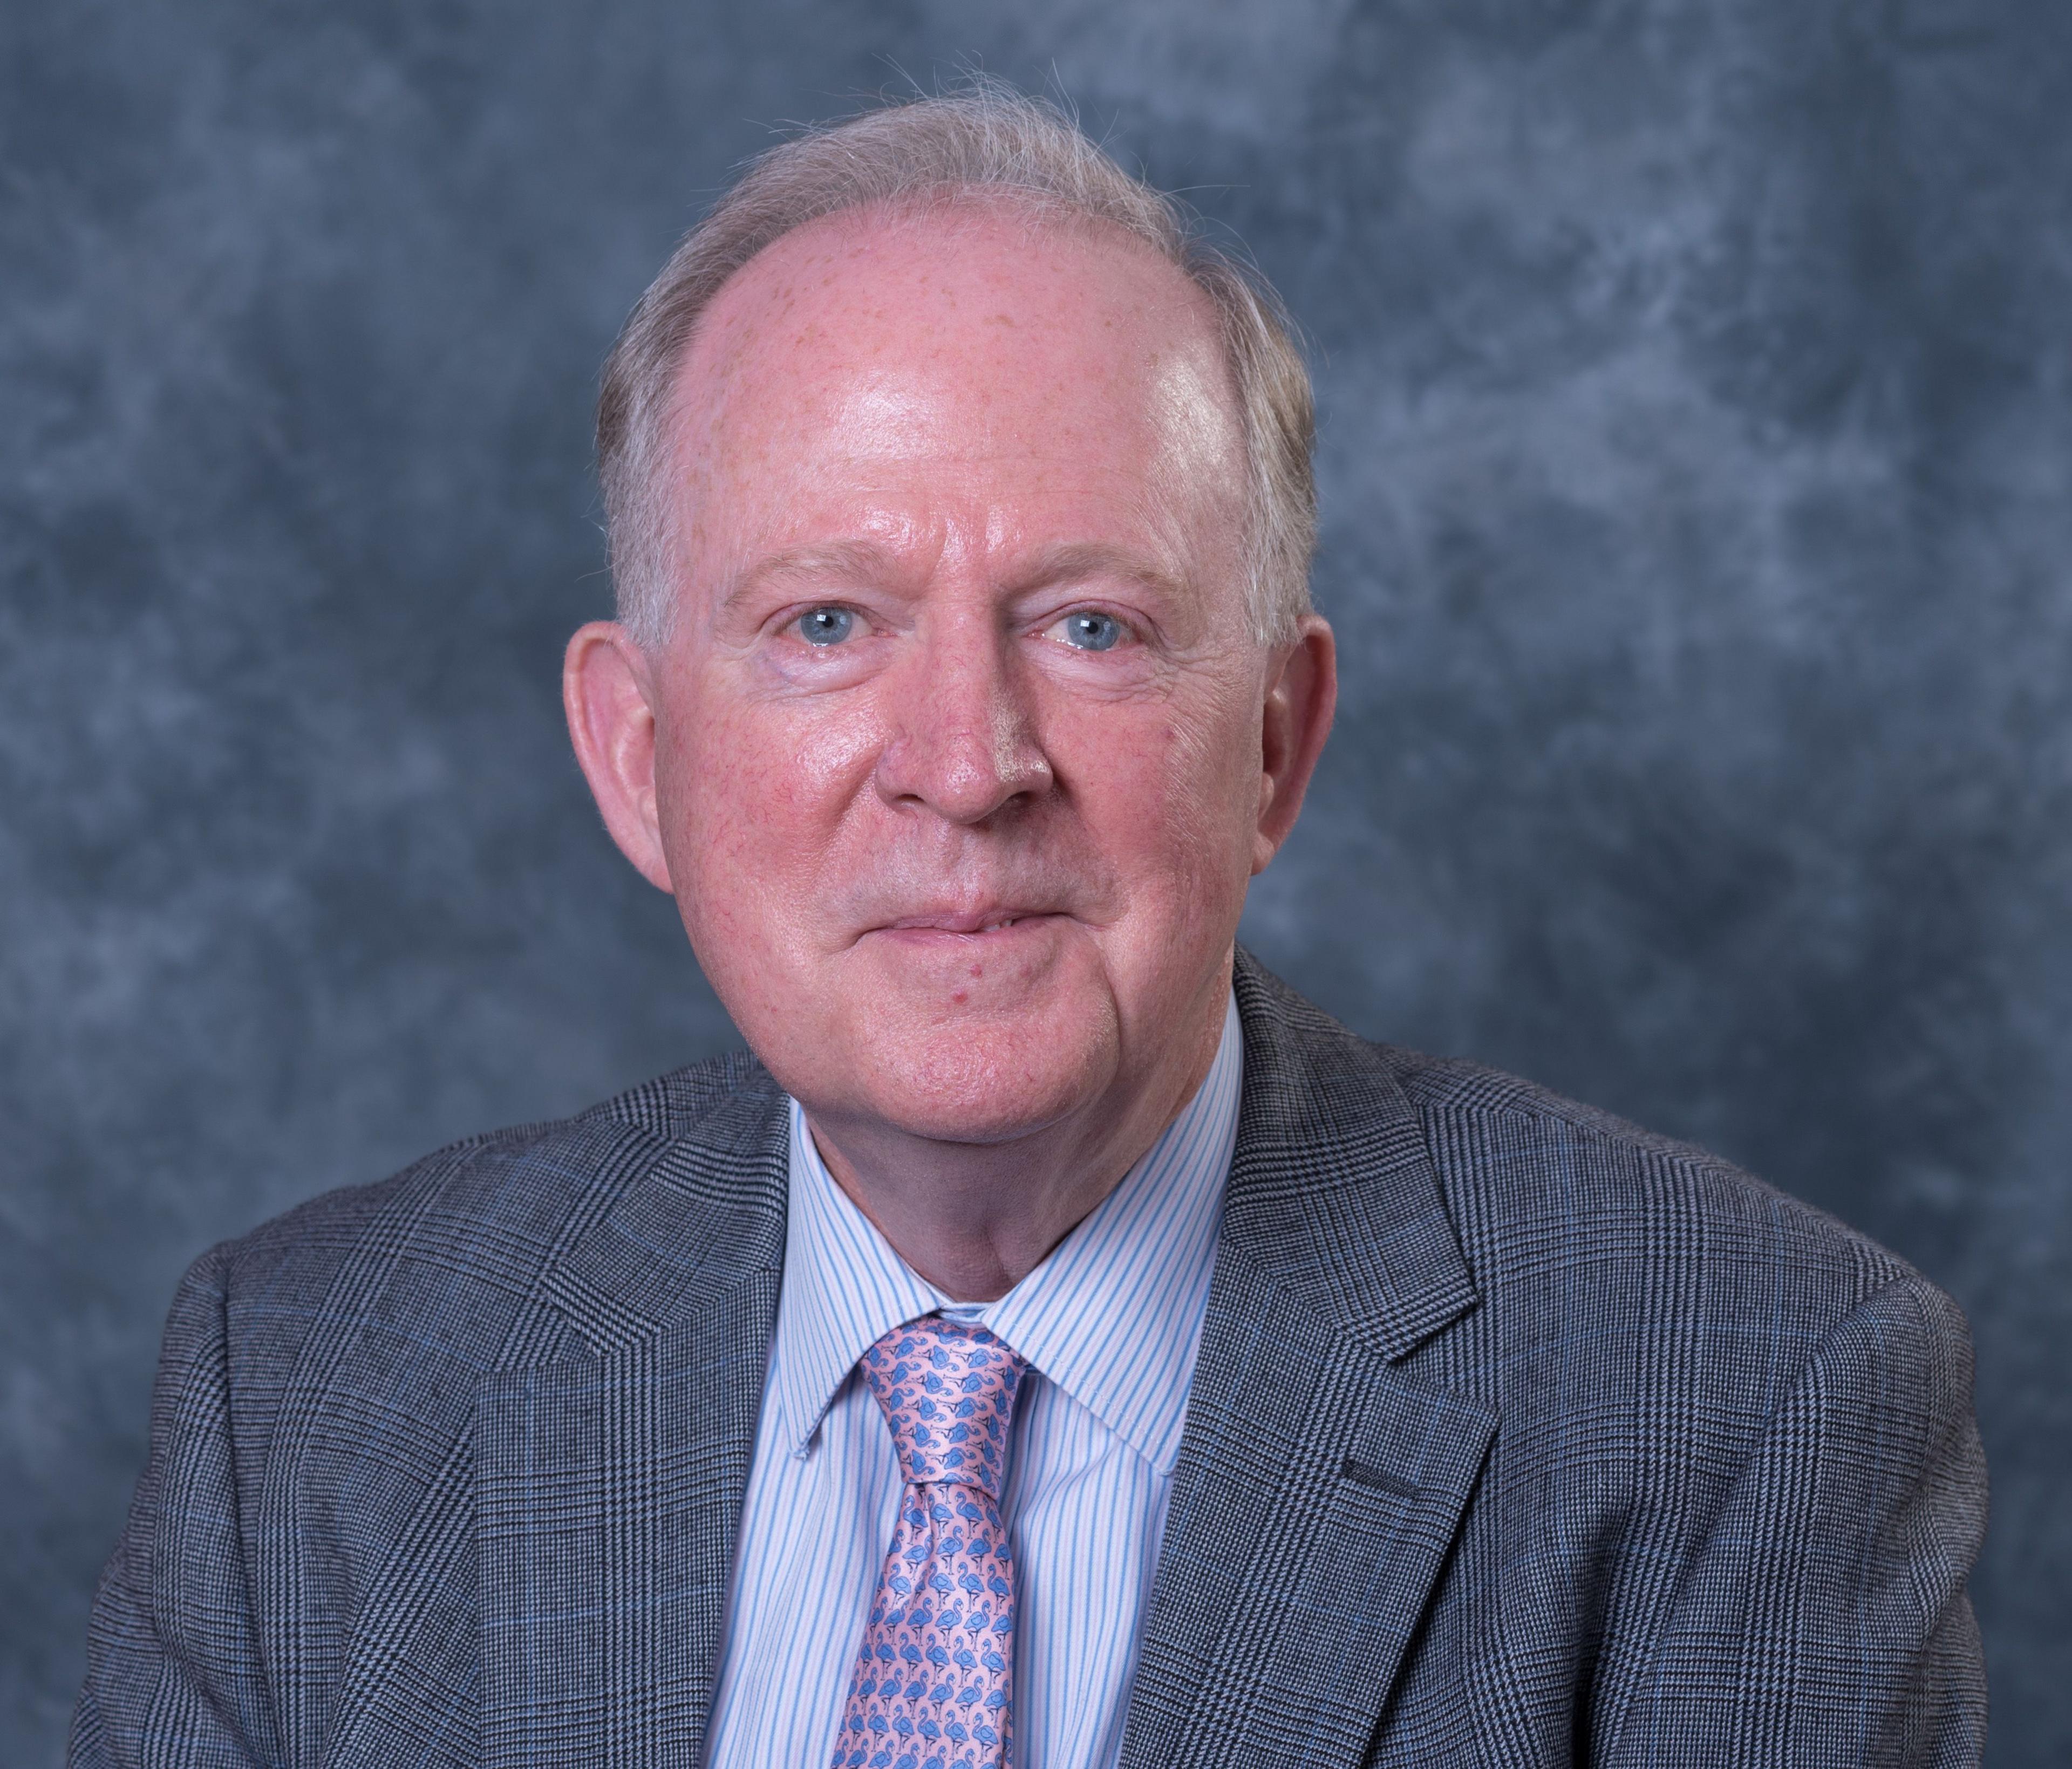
[1002,541,1189,604]
[718,540,903,614]
[717,536,1189,613]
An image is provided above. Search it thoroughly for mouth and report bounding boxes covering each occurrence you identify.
[876,910,1061,937]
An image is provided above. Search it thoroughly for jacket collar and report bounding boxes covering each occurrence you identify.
[1218,948,1479,1360]
[540,1061,790,1350]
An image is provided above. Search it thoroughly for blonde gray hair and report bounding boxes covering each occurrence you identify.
[597,81,1317,646]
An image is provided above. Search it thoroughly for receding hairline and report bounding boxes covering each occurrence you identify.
[657,189,1248,468]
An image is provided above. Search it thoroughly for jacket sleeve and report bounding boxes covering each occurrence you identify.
[1606,1272,1989,1768]
[70,1246,281,1769]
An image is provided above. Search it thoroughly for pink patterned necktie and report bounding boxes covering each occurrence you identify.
[831,1314,1029,1769]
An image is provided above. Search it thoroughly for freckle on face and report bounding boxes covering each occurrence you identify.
[648,202,1265,1146]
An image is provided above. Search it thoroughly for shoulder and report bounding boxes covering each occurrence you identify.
[1233,950,1946,1368]
[1387,1042,1917,1331]
[1238,953,1979,1534]
[1372,1037,1975,1518]
[1388,1043,1982,1519]
[195,1048,778,1388]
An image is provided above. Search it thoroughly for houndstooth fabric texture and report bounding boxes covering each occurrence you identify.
[832,1316,1026,1769]
[69,953,1988,1769]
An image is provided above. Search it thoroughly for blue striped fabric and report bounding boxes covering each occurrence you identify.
[703,991,1243,1769]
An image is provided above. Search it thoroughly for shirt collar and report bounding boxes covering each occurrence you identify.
[770,1100,943,1458]
[772,990,1241,1477]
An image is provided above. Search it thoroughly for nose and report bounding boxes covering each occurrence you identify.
[872,614,1053,824]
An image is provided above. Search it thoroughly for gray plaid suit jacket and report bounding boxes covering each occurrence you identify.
[72,952,1988,1768]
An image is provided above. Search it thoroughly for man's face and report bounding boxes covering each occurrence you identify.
[575,204,1329,1150]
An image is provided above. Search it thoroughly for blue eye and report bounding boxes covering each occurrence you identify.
[798,606,855,645]
[1059,611,1122,652]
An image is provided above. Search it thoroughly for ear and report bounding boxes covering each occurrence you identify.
[563,620,674,893]
[1253,614,1337,875]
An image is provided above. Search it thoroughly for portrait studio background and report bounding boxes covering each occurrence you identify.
[4,2,2067,1763]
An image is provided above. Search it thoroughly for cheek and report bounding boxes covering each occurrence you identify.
[1168,714,1266,900]
[653,685,881,921]
[1067,688,1261,900]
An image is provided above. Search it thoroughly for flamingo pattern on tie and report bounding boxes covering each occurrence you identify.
[831,1314,1028,1769]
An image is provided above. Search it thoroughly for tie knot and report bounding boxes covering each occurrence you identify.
[858,1314,1027,1498]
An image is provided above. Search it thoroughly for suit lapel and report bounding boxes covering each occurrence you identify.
[477,1079,789,1769]
[1120,955,1498,1769]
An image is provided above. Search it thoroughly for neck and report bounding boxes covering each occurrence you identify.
[803,991,1229,1303]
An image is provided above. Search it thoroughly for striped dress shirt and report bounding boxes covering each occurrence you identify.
[701,991,1242,1769]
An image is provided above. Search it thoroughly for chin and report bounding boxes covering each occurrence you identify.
[843,1002,1119,1146]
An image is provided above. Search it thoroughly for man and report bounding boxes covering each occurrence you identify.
[73,85,1986,1769]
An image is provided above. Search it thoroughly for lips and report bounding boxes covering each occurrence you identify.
[877,910,1058,935]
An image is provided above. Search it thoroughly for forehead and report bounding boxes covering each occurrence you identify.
[687,198,1221,377]
[663,201,1246,564]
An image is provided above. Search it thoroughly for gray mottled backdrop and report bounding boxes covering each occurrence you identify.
[3,1,2067,1761]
